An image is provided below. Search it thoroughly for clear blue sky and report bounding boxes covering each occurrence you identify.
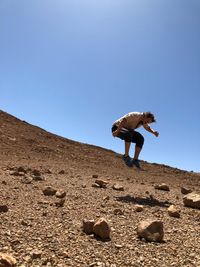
[0,0,200,172]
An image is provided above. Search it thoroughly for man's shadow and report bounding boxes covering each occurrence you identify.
[115,194,171,207]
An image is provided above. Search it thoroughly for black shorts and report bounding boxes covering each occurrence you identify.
[111,124,144,148]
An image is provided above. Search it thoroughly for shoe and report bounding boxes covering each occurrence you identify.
[122,155,133,167]
[132,159,141,168]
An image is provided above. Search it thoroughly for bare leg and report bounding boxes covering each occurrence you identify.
[125,142,131,156]
[133,146,142,160]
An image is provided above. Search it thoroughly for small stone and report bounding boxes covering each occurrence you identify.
[137,219,164,242]
[114,244,123,249]
[9,170,23,176]
[43,186,57,196]
[92,183,101,188]
[45,169,52,174]
[60,251,70,258]
[154,183,170,191]
[56,190,66,198]
[168,205,181,218]
[32,175,44,181]
[55,198,65,207]
[31,169,41,176]
[103,196,110,201]
[23,255,31,263]
[31,250,42,259]
[93,218,111,240]
[21,176,33,184]
[83,219,95,235]
[92,174,98,178]
[112,183,124,191]
[0,252,17,266]
[0,205,9,213]
[95,179,109,188]
[114,208,124,215]
[21,220,29,226]
[58,170,65,174]
[17,166,27,173]
[135,204,144,212]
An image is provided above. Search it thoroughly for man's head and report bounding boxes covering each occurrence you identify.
[143,112,156,124]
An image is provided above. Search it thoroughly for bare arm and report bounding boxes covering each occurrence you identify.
[112,118,127,137]
[143,124,159,137]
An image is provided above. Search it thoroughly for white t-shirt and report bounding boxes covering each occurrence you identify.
[114,112,146,129]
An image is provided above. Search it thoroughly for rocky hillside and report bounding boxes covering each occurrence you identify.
[0,110,199,267]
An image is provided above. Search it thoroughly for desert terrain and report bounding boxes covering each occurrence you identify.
[0,110,199,267]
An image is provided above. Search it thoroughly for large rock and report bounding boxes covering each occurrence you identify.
[0,252,16,267]
[183,192,200,209]
[93,218,111,240]
[137,219,164,242]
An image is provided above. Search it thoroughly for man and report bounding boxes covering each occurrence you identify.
[112,111,159,168]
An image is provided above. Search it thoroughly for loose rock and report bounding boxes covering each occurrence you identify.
[183,192,200,209]
[114,208,124,215]
[0,205,9,213]
[21,176,33,184]
[32,175,44,181]
[83,219,95,235]
[137,219,164,242]
[93,218,111,240]
[17,166,27,173]
[181,187,192,195]
[30,250,42,259]
[135,204,144,212]
[112,183,124,191]
[92,183,101,188]
[155,183,170,191]
[0,252,16,267]
[56,189,66,198]
[43,186,57,196]
[55,198,65,207]
[9,170,23,176]
[103,196,110,201]
[31,169,41,176]
[95,179,109,188]
[168,205,181,218]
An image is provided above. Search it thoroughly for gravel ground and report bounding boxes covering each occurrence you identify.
[0,110,199,267]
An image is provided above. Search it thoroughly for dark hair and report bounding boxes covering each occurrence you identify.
[144,112,156,123]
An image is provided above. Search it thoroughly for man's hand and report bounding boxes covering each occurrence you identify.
[154,131,159,137]
[112,130,119,137]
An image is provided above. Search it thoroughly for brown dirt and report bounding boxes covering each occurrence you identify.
[0,110,199,267]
